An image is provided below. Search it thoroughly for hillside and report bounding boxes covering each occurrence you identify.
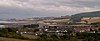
[71,11,100,22]
[72,11,100,18]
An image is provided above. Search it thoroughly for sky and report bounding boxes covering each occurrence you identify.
[0,0,100,19]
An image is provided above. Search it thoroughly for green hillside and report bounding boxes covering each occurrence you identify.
[71,11,100,22]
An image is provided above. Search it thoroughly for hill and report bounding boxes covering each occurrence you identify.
[71,11,100,22]
[72,11,100,17]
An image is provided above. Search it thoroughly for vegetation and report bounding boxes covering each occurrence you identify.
[72,11,100,18]
[0,37,29,41]
[71,11,100,22]
[31,32,100,41]
[23,24,39,28]
[0,28,100,41]
[0,28,29,40]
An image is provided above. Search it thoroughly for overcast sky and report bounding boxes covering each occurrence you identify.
[0,0,100,19]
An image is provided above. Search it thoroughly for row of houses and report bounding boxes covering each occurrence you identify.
[0,17,100,36]
[34,17,100,36]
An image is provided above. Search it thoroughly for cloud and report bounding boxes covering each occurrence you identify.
[0,0,100,18]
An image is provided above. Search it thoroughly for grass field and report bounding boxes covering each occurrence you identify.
[0,37,29,41]
[0,34,38,41]
[21,34,38,39]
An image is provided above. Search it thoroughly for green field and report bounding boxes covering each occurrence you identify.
[21,34,38,39]
[0,37,29,41]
